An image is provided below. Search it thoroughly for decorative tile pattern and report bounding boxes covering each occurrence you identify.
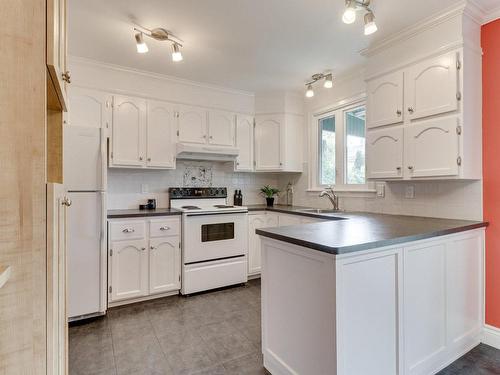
[183,165,213,187]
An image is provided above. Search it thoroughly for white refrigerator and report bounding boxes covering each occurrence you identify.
[64,125,107,320]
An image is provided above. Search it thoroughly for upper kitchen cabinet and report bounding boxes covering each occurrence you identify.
[146,100,176,169]
[177,105,208,144]
[208,110,235,146]
[255,114,303,172]
[366,126,404,179]
[110,95,146,167]
[366,71,404,128]
[406,51,459,121]
[235,114,254,172]
[67,87,112,129]
[47,0,69,111]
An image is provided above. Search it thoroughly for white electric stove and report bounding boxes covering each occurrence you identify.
[169,187,248,295]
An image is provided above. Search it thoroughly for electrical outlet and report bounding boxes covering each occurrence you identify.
[405,185,415,199]
[376,183,385,198]
[141,184,149,193]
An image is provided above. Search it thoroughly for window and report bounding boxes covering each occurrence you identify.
[310,100,368,191]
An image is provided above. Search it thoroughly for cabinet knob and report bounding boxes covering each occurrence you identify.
[396,167,401,171]
[62,71,71,84]
[141,247,146,251]
[209,136,213,139]
[150,245,155,250]
[396,110,402,116]
[236,162,240,166]
[147,157,151,162]
[407,107,414,114]
[139,156,143,161]
[122,228,135,233]
[62,197,72,207]
[160,226,170,231]
[408,166,414,170]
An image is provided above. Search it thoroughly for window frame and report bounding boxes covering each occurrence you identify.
[308,95,375,193]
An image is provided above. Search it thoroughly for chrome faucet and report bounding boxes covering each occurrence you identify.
[319,186,339,211]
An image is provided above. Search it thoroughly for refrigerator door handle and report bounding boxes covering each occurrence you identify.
[99,127,107,191]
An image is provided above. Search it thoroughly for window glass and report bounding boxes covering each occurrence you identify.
[345,107,366,184]
[319,115,336,186]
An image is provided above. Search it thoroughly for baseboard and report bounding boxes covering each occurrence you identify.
[483,325,500,350]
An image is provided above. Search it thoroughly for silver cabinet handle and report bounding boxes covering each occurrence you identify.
[408,107,414,114]
[150,245,155,250]
[122,228,135,233]
[62,71,71,83]
[62,197,72,207]
[160,226,170,231]
[396,110,402,116]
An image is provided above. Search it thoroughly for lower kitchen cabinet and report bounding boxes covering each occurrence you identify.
[108,217,181,305]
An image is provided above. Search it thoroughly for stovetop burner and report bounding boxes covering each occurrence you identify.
[181,205,201,210]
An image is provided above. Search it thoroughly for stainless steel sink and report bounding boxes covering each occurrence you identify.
[298,208,341,214]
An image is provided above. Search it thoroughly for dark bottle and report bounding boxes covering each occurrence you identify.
[238,190,243,206]
[234,190,239,206]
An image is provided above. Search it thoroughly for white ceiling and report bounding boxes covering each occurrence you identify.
[68,0,483,92]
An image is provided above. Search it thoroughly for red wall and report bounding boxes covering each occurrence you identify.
[482,19,500,329]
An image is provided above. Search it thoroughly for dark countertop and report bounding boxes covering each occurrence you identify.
[107,208,182,219]
[255,211,488,255]
[246,204,346,220]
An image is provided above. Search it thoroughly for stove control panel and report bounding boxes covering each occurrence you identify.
[169,187,227,199]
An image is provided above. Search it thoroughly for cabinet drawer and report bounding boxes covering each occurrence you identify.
[109,220,146,241]
[149,218,180,237]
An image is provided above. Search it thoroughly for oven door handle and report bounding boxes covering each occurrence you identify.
[184,211,248,217]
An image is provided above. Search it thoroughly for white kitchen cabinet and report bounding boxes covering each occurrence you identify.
[67,87,111,129]
[109,239,148,302]
[235,114,254,171]
[248,214,267,276]
[278,213,302,227]
[405,116,459,178]
[406,51,458,121]
[177,104,207,144]
[149,237,180,295]
[110,95,146,167]
[366,71,404,128]
[146,100,176,169]
[254,114,303,172]
[208,110,235,146]
[366,126,404,179]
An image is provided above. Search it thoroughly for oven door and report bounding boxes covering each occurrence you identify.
[183,212,248,264]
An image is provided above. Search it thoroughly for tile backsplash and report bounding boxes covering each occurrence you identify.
[107,161,280,209]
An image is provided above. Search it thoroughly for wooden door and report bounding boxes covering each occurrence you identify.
[366,126,404,179]
[109,239,148,301]
[208,110,235,146]
[255,116,282,171]
[111,95,146,167]
[406,51,458,120]
[366,71,404,128]
[177,105,207,144]
[146,100,175,169]
[405,116,459,178]
[235,115,254,171]
[47,183,69,375]
[149,237,180,294]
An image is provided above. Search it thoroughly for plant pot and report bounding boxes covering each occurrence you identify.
[266,197,275,207]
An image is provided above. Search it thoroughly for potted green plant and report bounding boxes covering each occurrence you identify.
[260,185,280,207]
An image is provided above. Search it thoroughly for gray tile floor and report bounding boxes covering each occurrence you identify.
[70,279,500,375]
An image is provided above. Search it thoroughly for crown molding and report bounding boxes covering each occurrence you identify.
[68,55,255,97]
[476,2,500,24]
[360,1,468,58]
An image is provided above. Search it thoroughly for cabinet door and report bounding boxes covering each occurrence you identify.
[367,71,404,128]
[406,51,458,120]
[149,237,180,294]
[235,115,254,171]
[111,96,146,167]
[177,105,207,144]
[147,100,175,169]
[109,239,148,302]
[67,87,111,129]
[47,0,68,111]
[248,215,266,275]
[266,213,279,227]
[405,116,459,178]
[208,110,235,146]
[278,214,302,227]
[255,116,282,170]
[366,127,404,179]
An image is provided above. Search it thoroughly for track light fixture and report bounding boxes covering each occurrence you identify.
[304,73,334,98]
[133,27,184,62]
[341,0,377,36]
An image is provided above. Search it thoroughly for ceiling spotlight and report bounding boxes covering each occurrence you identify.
[323,74,333,88]
[306,84,315,98]
[135,32,149,53]
[171,43,183,62]
[342,0,357,24]
[364,11,378,35]
[133,27,184,61]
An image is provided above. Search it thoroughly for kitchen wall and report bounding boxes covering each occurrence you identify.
[482,18,500,329]
[108,161,279,209]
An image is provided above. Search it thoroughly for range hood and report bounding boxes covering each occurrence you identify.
[176,143,239,161]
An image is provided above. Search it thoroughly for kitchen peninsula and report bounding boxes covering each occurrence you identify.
[256,213,487,375]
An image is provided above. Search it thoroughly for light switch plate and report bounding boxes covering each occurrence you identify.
[376,183,385,198]
[405,185,415,199]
